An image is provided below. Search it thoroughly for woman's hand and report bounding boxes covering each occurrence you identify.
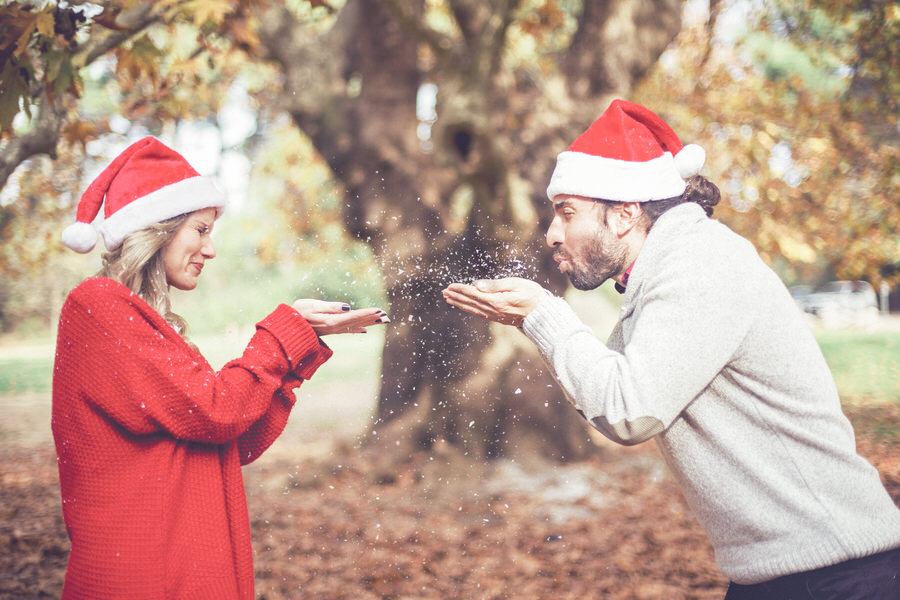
[291,299,390,335]
[442,277,549,328]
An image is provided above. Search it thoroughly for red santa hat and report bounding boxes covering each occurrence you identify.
[545,99,706,202]
[62,136,226,253]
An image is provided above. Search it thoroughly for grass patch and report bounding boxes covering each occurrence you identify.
[0,356,53,393]
[0,326,385,395]
[814,329,900,405]
[3,327,897,409]
[193,326,384,384]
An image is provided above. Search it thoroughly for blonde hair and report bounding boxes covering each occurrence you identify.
[97,214,193,343]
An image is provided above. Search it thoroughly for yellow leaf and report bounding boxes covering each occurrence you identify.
[755,130,774,149]
[778,234,817,264]
[35,10,55,38]
[805,137,829,153]
[188,0,232,26]
[14,18,37,55]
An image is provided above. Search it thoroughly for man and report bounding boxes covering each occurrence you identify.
[442,99,900,598]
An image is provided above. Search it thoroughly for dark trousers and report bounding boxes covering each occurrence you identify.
[723,546,900,600]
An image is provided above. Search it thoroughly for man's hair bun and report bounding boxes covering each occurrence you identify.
[683,176,720,217]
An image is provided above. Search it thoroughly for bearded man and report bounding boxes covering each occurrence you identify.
[443,99,900,599]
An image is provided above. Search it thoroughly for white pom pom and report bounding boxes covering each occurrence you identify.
[61,222,98,253]
[674,144,706,178]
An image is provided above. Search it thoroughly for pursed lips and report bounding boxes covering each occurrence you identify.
[553,251,574,272]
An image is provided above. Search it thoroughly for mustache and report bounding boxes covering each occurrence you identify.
[553,249,571,262]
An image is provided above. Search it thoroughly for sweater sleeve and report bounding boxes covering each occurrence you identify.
[235,306,333,464]
[56,281,330,445]
[522,243,755,445]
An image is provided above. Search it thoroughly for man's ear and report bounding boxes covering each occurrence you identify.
[613,202,643,236]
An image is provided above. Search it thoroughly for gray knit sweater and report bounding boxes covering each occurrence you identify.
[522,202,900,584]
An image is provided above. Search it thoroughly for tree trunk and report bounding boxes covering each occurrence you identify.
[257,0,683,465]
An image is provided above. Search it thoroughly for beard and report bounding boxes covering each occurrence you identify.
[555,222,629,291]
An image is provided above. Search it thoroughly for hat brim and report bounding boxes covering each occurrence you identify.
[546,151,687,202]
[98,176,226,250]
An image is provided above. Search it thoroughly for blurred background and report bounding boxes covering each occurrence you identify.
[1,2,898,597]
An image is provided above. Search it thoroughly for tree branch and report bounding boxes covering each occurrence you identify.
[478,0,520,80]
[564,0,682,97]
[0,92,64,191]
[75,1,162,66]
[378,0,459,69]
[255,3,349,126]
[0,0,165,193]
[447,0,483,45]
[700,0,722,67]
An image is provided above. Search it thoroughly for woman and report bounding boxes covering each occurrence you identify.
[53,137,388,599]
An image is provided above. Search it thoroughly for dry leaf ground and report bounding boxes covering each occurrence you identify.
[1,388,897,600]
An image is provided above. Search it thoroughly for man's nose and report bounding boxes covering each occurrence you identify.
[546,216,563,248]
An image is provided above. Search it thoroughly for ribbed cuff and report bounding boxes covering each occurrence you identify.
[521,295,586,356]
[257,304,333,378]
[294,342,332,380]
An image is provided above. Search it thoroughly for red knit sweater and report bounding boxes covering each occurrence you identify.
[52,277,332,599]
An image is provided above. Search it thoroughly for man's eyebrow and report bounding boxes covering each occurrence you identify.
[553,199,571,211]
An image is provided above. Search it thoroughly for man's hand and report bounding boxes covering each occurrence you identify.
[442,277,549,327]
[291,299,389,335]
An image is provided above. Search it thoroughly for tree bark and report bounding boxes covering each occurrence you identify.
[257,0,683,464]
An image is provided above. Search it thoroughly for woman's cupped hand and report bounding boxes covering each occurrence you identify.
[291,299,390,335]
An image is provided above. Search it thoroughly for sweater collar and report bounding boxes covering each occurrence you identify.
[614,260,636,294]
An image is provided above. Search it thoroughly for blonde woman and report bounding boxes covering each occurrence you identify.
[53,137,388,600]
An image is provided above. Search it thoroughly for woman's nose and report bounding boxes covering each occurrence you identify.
[202,238,216,259]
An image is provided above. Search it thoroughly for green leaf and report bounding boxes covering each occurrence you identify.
[0,60,32,132]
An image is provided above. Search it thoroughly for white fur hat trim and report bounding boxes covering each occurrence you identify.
[98,176,225,250]
[61,222,100,253]
[546,151,688,202]
[674,144,706,179]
